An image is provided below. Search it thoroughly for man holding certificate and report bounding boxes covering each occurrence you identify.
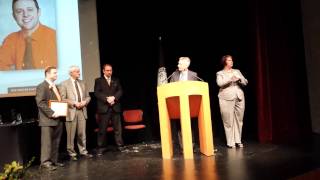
[60,65,93,161]
[35,66,64,171]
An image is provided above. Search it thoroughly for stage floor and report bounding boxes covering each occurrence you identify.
[26,138,320,180]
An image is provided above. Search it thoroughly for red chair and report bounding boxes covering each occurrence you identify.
[94,113,113,133]
[122,109,146,144]
[122,109,146,130]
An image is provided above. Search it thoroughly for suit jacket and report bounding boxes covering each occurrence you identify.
[216,69,248,101]
[35,80,61,126]
[59,78,91,121]
[170,70,198,82]
[94,76,123,113]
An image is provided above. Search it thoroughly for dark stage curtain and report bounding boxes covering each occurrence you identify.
[94,0,312,144]
[253,0,273,143]
[252,0,312,143]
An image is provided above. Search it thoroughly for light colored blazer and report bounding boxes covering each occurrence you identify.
[216,69,248,101]
[59,78,91,121]
[170,70,198,82]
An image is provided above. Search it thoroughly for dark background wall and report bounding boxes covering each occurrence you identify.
[0,0,313,152]
[95,0,312,143]
[301,0,320,134]
[95,0,257,141]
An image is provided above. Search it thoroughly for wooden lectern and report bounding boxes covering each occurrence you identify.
[157,81,214,159]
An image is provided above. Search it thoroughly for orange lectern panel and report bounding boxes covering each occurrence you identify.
[166,95,202,119]
[157,81,214,159]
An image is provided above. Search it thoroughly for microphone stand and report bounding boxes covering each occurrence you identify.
[164,70,178,82]
[189,73,205,82]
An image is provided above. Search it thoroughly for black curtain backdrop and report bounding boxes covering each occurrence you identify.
[95,0,255,142]
[95,0,311,144]
[0,0,311,147]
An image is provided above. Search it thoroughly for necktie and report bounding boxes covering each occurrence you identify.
[179,72,185,81]
[23,36,33,69]
[107,78,111,86]
[52,84,61,101]
[74,80,81,102]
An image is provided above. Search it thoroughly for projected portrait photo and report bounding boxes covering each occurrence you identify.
[0,0,57,71]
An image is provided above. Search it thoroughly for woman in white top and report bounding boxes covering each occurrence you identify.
[216,55,248,148]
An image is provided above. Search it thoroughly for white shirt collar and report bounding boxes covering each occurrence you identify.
[70,77,79,83]
[104,75,111,80]
[45,79,54,86]
[179,70,188,81]
[180,69,188,74]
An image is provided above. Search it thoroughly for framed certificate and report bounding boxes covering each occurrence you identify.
[49,100,68,117]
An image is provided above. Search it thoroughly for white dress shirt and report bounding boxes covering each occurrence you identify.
[179,70,188,81]
[104,75,111,85]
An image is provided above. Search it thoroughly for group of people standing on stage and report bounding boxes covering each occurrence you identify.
[34,55,248,171]
[35,64,123,171]
[4,0,247,171]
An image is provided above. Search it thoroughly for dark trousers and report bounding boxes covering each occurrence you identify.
[40,121,63,165]
[171,119,198,150]
[97,111,123,148]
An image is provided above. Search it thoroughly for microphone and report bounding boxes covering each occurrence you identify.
[164,69,178,82]
[189,72,205,82]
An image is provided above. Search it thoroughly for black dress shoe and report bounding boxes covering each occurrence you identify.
[40,163,57,171]
[236,143,244,148]
[81,153,93,158]
[117,145,126,152]
[96,149,104,156]
[53,162,65,167]
[70,156,78,161]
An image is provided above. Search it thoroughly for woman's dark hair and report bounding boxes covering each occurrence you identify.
[221,55,233,66]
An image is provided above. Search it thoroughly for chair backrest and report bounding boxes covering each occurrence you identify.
[123,109,143,123]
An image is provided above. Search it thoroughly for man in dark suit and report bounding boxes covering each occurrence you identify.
[94,64,124,155]
[35,66,64,171]
[170,57,199,152]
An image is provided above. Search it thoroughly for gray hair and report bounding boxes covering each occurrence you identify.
[69,65,80,74]
[178,57,191,67]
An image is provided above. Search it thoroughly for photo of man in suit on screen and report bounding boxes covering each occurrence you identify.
[0,0,57,71]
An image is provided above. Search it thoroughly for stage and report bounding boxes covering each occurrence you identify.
[25,137,320,180]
